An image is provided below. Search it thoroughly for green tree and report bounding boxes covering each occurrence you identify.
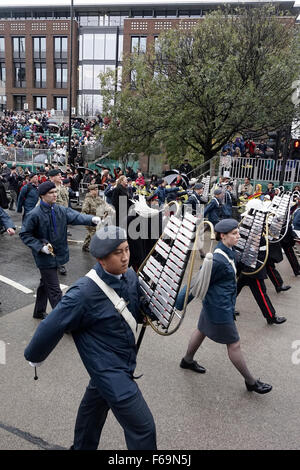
[100,6,300,166]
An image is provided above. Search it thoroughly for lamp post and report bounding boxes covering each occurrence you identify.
[68,0,74,162]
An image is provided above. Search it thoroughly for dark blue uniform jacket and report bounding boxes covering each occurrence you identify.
[0,207,15,229]
[202,242,237,324]
[24,263,143,404]
[17,183,39,215]
[19,203,95,269]
[204,197,223,226]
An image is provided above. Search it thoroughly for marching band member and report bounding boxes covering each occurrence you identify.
[24,226,157,450]
[179,219,272,394]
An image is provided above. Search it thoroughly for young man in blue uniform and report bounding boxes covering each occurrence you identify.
[24,225,157,450]
[19,181,100,319]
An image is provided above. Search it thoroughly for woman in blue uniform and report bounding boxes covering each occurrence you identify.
[179,219,272,394]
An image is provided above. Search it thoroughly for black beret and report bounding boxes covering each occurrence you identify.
[38,181,56,196]
[62,178,70,184]
[48,169,61,177]
[214,219,238,234]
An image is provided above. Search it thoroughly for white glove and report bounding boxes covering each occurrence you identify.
[29,361,43,368]
[41,245,51,254]
[92,216,101,225]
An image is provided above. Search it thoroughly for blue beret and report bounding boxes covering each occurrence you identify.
[38,181,56,196]
[90,225,127,259]
[214,219,238,234]
[194,183,204,189]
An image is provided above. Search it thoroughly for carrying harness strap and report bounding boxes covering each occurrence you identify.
[214,248,237,276]
[85,269,137,340]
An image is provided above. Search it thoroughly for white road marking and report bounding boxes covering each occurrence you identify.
[0,275,33,294]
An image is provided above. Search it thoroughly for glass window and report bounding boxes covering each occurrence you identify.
[13,37,26,59]
[34,63,46,88]
[118,34,123,61]
[55,63,68,88]
[35,96,47,110]
[54,37,68,59]
[94,64,104,90]
[0,63,5,84]
[0,38,4,58]
[79,15,88,26]
[78,65,82,90]
[83,34,94,60]
[94,35,105,60]
[110,12,122,26]
[143,10,153,18]
[82,64,93,89]
[105,34,116,60]
[0,94,7,112]
[87,15,99,26]
[33,37,46,59]
[131,36,147,54]
[55,96,67,111]
[79,36,83,61]
[14,95,26,111]
[15,63,26,88]
[179,10,190,17]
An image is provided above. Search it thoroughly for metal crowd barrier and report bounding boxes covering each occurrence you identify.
[219,156,300,185]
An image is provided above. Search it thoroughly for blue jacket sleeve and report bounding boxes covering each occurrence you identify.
[24,285,86,363]
[65,207,95,226]
[0,207,15,230]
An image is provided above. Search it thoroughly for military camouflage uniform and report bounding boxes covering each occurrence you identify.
[81,193,114,251]
[56,184,69,208]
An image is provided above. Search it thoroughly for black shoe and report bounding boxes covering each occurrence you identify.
[58,266,67,275]
[9,207,15,211]
[67,231,72,237]
[266,315,287,325]
[276,285,291,293]
[295,270,300,276]
[245,379,272,394]
[180,358,206,373]
[33,312,48,320]
[82,246,89,252]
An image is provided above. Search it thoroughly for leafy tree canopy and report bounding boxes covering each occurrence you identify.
[99,6,300,166]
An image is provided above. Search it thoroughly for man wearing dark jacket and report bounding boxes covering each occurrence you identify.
[19,181,100,319]
[17,173,39,221]
[24,225,157,450]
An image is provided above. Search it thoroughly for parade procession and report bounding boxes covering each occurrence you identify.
[1,0,300,457]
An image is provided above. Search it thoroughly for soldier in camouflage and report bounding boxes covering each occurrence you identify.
[81,184,115,252]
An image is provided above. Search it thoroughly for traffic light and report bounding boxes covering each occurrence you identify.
[291,139,300,160]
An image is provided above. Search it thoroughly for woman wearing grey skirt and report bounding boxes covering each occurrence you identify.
[179,218,272,394]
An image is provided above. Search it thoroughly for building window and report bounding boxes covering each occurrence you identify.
[55,63,68,88]
[33,37,46,59]
[0,94,6,112]
[34,63,46,88]
[14,95,26,111]
[131,36,147,54]
[34,96,47,110]
[13,37,26,59]
[14,63,26,88]
[0,37,4,59]
[55,96,67,111]
[80,33,117,61]
[54,37,68,59]
[0,63,5,84]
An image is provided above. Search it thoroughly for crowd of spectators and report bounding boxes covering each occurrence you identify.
[221,136,275,160]
[0,111,102,164]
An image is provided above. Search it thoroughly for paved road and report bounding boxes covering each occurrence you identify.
[0,210,300,450]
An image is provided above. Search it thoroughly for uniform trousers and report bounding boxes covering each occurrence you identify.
[33,267,62,316]
[266,260,283,290]
[82,226,96,250]
[282,245,300,275]
[237,276,276,321]
[73,380,157,450]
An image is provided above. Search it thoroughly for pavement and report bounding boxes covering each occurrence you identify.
[0,210,300,450]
